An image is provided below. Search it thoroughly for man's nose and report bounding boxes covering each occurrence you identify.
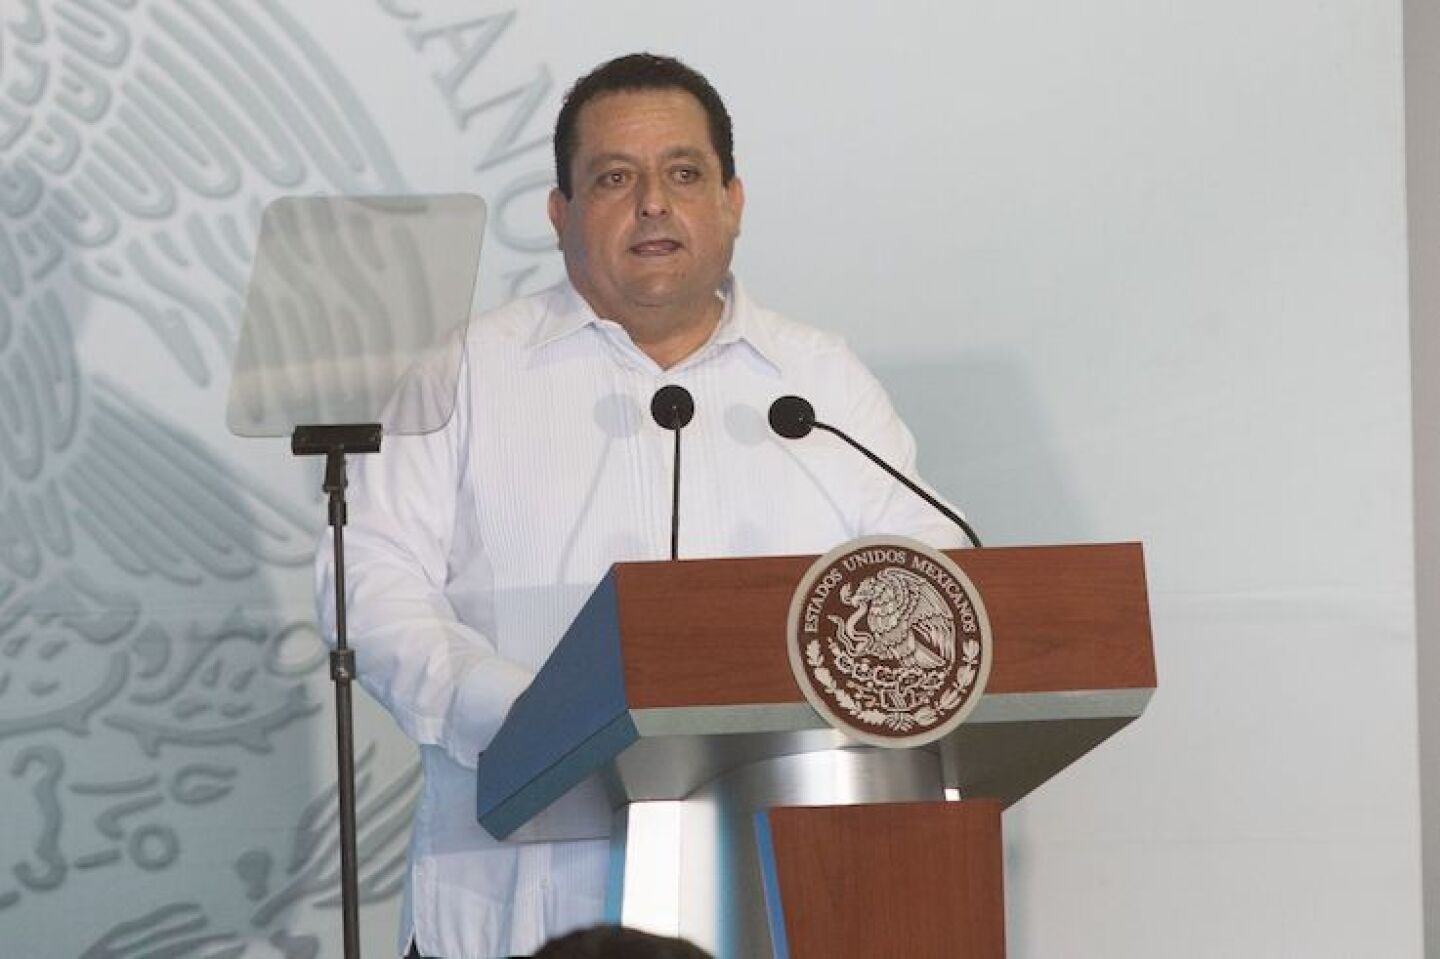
[637,176,671,218]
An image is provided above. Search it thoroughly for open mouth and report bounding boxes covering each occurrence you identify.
[629,239,682,256]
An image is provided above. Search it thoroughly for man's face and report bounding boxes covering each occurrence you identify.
[548,88,744,330]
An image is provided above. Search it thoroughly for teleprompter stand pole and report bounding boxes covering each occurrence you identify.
[293,423,382,959]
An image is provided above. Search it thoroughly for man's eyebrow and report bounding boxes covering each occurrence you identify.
[583,151,637,172]
[582,146,712,171]
[662,146,710,163]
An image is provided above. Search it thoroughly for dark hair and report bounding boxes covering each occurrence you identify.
[533,925,713,959]
[553,53,735,199]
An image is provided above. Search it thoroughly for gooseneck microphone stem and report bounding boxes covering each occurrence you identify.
[767,395,982,549]
[669,426,682,560]
[811,420,983,548]
[650,385,695,562]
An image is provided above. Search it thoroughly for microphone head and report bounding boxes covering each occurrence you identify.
[650,384,695,430]
[768,395,815,439]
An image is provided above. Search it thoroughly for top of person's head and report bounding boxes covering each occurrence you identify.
[532,924,714,959]
[553,53,735,200]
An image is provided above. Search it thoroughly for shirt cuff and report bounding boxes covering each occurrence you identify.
[443,657,536,768]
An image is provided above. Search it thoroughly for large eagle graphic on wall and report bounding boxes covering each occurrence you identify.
[0,1,432,955]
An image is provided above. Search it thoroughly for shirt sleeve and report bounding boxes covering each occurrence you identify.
[835,344,971,550]
[314,349,533,770]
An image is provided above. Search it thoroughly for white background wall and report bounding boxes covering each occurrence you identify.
[0,1,1421,956]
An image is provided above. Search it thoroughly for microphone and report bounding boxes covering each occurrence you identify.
[650,384,695,430]
[767,394,983,548]
[768,395,815,439]
[650,385,695,560]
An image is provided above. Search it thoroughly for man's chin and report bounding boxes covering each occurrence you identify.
[612,283,727,331]
[619,279,695,311]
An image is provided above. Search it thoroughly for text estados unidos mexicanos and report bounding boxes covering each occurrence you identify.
[802,550,978,636]
[802,567,845,634]
[907,555,979,634]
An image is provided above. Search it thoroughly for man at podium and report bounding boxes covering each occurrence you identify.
[318,53,967,959]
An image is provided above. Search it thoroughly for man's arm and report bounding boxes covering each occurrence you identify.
[313,356,533,770]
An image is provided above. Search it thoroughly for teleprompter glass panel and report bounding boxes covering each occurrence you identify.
[227,193,487,437]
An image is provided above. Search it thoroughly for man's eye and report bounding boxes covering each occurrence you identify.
[671,166,701,184]
[598,170,630,188]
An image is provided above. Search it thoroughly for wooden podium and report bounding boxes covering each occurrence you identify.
[475,543,1154,958]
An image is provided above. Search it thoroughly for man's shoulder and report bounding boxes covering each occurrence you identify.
[740,292,864,374]
[456,282,586,364]
[465,283,564,339]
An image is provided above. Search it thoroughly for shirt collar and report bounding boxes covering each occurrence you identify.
[524,280,599,351]
[525,275,785,375]
[710,277,784,374]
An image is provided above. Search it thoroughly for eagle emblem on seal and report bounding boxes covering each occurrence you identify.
[788,537,992,748]
[835,568,955,668]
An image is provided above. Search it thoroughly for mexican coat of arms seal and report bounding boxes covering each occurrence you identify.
[787,536,993,748]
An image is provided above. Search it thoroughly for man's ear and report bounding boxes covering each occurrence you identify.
[726,176,746,236]
[547,187,568,248]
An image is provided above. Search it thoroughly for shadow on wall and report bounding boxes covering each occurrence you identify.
[876,352,1094,548]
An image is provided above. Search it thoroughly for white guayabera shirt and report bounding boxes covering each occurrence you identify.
[317,276,965,959]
